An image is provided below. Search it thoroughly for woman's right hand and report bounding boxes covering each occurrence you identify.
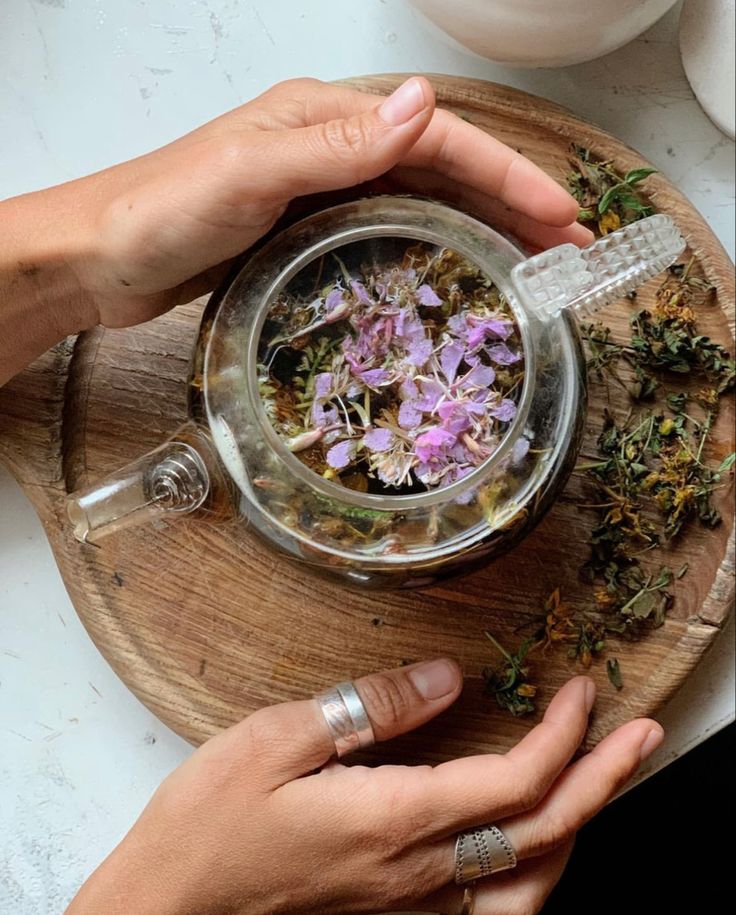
[66,660,663,915]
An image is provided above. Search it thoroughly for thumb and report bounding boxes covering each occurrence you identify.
[231,659,462,790]
[254,77,436,199]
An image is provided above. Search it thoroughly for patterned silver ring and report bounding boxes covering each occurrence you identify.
[315,681,375,758]
[454,824,517,885]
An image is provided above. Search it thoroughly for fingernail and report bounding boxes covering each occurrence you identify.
[408,659,460,700]
[584,678,596,714]
[378,78,427,126]
[639,725,664,761]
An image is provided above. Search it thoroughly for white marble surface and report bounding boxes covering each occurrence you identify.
[0,2,733,912]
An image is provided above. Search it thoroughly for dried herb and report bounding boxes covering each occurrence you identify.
[607,658,624,691]
[568,145,656,235]
[482,632,538,717]
[484,147,734,716]
[259,243,524,496]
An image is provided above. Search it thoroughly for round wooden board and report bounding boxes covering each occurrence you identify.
[1,75,733,762]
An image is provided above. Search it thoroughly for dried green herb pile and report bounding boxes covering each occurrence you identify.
[484,146,735,716]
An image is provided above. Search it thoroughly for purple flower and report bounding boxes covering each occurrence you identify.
[350,280,373,306]
[440,340,465,385]
[416,284,443,307]
[394,314,433,368]
[460,362,495,389]
[324,287,345,315]
[467,317,513,349]
[438,400,485,435]
[407,337,433,367]
[359,367,391,388]
[415,427,456,463]
[326,440,355,469]
[363,428,394,451]
[314,372,332,399]
[490,399,517,422]
[415,378,444,412]
[312,401,339,428]
[487,343,522,366]
[448,312,514,350]
[398,400,423,430]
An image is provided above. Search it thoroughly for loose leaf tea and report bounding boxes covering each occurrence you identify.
[485,147,734,716]
[483,632,538,717]
[568,145,656,235]
[259,243,524,496]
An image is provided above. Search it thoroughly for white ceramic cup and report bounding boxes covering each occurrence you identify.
[410,0,680,68]
[680,0,736,139]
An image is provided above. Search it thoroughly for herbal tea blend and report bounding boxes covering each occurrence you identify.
[258,243,524,496]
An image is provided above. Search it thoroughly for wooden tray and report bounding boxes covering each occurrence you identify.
[1,75,733,762]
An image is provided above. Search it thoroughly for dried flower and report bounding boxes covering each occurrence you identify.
[259,244,524,497]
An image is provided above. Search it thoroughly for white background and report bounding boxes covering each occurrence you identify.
[1,1,734,912]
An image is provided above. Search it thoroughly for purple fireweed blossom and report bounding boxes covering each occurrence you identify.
[489,399,518,422]
[414,427,457,464]
[363,427,394,451]
[267,255,524,493]
[416,284,443,307]
[487,343,522,366]
[324,287,345,314]
[326,439,355,469]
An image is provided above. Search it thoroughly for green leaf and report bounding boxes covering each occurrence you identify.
[666,393,687,413]
[598,184,624,214]
[607,658,624,691]
[624,167,658,185]
[629,590,657,619]
[717,452,736,474]
[653,567,672,589]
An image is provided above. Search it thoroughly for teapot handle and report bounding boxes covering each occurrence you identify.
[509,214,686,319]
[66,426,221,544]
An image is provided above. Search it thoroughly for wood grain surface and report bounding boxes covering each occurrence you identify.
[1,75,733,762]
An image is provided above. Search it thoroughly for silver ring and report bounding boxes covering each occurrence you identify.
[454,824,517,884]
[459,885,476,915]
[315,681,375,758]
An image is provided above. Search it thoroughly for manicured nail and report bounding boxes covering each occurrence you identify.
[378,78,427,126]
[639,725,665,761]
[584,678,596,714]
[408,659,460,700]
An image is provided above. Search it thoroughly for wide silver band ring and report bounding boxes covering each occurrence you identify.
[459,885,476,915]
[316,681,375,758]
[454,824,517,885]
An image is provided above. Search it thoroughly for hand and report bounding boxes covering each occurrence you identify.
[43,76,593,330]
[66,660,663,915]
[1,76,594,383]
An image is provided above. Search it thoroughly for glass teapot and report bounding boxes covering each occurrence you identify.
[66,197,684,588]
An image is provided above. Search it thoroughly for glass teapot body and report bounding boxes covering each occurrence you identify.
[67,197,684,589]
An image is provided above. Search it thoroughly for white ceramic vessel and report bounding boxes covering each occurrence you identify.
[680,0,736,139]
[410,0,680,67]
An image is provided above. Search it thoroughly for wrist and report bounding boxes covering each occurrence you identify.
[2,184,100,334]
[65,838,185,915]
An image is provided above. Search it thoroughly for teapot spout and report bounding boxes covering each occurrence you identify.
[66,438,211,544]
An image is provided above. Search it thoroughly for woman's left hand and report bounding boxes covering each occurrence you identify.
[66,662,662,915]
